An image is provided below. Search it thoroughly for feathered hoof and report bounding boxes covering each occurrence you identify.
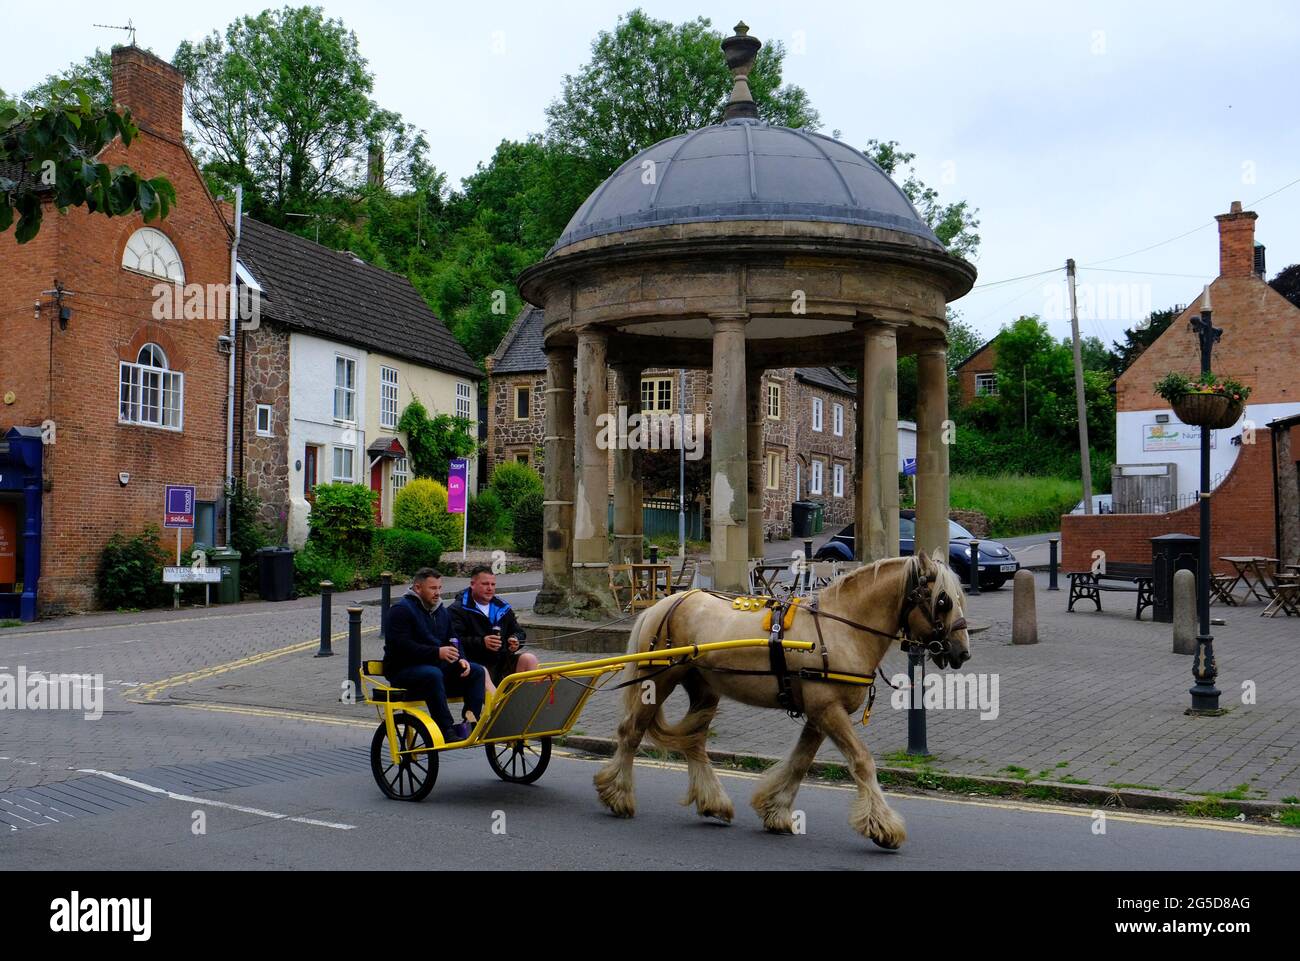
[694,796,735,823]
[751,793,794,833]
[593,765,636,818]
[851,800,907,850]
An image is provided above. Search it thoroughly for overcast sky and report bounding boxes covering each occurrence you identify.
[6,0,1298,347]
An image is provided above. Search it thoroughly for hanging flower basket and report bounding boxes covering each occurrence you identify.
[1154,371,1251,429]
[1171,391,1243,429]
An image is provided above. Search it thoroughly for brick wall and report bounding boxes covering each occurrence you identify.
[1061,431,1276,575]
[0,47,231,612]
[957,340,998,407]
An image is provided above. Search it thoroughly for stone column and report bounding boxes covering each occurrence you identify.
[858,323,900,561]
[710,314,749,591]
[611,364,643,564]
[854,366,865,561]
[572,329,617,614]
[914,343,950,560]
[746,367,765,561]
[536,345,575,615]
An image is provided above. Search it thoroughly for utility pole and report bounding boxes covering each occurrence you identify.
[1066,259,1093,514]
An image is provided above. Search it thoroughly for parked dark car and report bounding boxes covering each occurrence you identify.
[813,510,1021,589]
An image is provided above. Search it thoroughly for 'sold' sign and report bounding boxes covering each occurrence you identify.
[164,485,196,528]
[0,502,15,583]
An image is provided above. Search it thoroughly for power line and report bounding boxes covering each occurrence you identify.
[969,267,1059,290]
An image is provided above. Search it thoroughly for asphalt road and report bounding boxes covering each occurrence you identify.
[4,747,1295,871]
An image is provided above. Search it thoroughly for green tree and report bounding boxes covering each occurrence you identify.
[396,398,477,481]
[1109,305,1182,376]
[544,9,820,173]
[1269,264,1300,309]
[22,49,114,108]
[1,81,175,243]
[174,6,416,224]
[863,140,980,258]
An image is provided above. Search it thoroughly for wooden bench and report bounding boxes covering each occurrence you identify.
[1067,562,1154,620]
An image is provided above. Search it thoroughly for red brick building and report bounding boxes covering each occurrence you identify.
[954,334,1001,407]
[1062,200,1300,573]
[0,47,232,615]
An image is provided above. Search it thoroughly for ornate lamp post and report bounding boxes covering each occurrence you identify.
[1188,286,1222,714]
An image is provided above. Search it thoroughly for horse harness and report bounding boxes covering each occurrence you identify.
[642,568,966,723]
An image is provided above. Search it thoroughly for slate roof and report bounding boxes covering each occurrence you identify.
[490,306,546,374]
[795,366,856,397]
[490,306,854,397]
[552,119,942,255]
[237,216,481,380]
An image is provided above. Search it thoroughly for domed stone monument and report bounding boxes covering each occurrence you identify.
[518,22,976,616]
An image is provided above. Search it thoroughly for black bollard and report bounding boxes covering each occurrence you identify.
[967,541,981,596]
[380,571,392,639]
[649,545,659,565]
[346,607,363,705]
[1048,538,1060,591]
[804,539,813,592]
[906,647,928,756]
[315,581,335,657]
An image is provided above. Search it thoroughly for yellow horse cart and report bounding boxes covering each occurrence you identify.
[361,638,814,801]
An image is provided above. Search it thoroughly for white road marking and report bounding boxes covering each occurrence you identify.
[77,769,356,831]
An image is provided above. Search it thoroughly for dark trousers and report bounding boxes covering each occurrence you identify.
[391,663,486,738]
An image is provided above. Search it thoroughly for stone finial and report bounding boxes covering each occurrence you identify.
[721,21,762,121]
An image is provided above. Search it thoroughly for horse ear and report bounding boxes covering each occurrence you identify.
[915,548,930,569]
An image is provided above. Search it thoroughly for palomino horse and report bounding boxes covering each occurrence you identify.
[593,551,970,849]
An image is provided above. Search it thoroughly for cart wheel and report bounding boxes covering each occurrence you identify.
[485,737,551,784]
[371,713,438,801]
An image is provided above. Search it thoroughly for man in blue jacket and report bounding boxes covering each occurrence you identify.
[450,567,538,688]
[383,568,485,742]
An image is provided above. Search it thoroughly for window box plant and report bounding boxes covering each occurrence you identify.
[1154,371,1251,430]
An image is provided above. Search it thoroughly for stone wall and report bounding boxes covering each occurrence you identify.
[239,321,291,529]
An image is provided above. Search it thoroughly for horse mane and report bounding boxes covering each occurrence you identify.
[823,554,962,620]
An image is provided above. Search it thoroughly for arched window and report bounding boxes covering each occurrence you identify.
[120,342,184,430]
[122,228,185,283]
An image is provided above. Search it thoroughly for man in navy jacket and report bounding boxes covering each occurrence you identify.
[383,568,485,741]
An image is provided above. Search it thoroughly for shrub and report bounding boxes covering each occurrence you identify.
[294,542,357,596]
[308,483,377,558]
[226,479,274,592]
[489,460,544,513]
[512,490,544,558]
[372,527,443,576]
[468,488,509,543]
[97,526,171,610]
[394,477,464,549]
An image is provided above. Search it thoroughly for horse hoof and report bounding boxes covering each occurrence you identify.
[871,836,902,850]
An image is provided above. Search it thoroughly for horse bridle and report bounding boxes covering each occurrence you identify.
[897,568,968,661]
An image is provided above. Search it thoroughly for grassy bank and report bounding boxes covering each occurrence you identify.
[948,473,1081,537]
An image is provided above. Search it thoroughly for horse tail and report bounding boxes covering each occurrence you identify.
[615,593,708,751]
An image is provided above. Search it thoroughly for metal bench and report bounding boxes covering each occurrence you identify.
[1066,562,1154,620]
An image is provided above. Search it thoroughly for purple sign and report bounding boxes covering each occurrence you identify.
[447,459,468,515]
[164,485,196,529]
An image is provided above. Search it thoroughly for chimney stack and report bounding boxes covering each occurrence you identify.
[111,46,185,141]
[1214,200,1259,279]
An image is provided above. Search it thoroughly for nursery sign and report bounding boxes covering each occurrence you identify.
[1143,424,1216,452]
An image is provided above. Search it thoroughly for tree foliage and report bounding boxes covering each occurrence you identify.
[863,140,980,258]
[1269,264,1300,310]
[545,9,819,173]
[1,81,175,243]
[174,6,427,224]
[396,398,477,482]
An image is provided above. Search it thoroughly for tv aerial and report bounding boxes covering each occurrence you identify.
[93,18,137,46]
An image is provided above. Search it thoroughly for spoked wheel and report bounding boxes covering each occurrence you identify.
[485,737,551,784]
[371,713,438,801]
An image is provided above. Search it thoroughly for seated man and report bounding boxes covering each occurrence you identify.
[451,566,538,689]
[383,567,485,742]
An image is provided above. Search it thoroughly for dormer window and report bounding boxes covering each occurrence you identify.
[122,227,185,283]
